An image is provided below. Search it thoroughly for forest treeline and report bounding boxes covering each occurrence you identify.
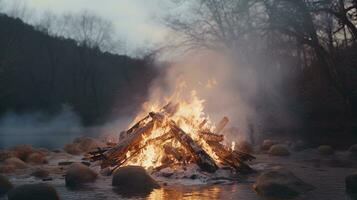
[166,0,357,144]
[1,0,357,144]
[0,14,156,125]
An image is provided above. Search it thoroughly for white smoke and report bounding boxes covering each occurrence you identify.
[146,51,259,143]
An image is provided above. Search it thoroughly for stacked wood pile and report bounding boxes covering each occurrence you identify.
[88,103,255,174]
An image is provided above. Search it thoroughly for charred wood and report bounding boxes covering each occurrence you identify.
[168,120,218,173]
[215,117,229,134]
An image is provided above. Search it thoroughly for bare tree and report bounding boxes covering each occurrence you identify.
[35,11,59,35]
[310,0,357,41]
[265,0,354,106]
[52,11,121,116]
[0,0,4,13]
[166,0,264,53]
[33,10,126,116]
[62,10,118,52]
[3,0,34,23]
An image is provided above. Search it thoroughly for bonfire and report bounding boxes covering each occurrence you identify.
[88,91,255,175]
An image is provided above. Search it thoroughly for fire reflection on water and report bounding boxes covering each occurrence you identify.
[147,185,237,200]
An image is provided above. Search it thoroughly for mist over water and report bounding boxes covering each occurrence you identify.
[0,104,135,149]
[0,105,82,149]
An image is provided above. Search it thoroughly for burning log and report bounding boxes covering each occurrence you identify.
[149,111,218,173]
[215,117,229,134]
[168,120,218,173]
[88,99,255,175]
[163,144,184,162]
[206,141,255,173]
[198,131,224,142]
[101,120,155,168]
[98,102,179,168]
[198,119,207,129]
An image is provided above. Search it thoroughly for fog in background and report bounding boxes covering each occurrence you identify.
[0,0,297,147]
[0,0,171,55]
[0,104,133,148]
[0,105,82,148]
[1,0,355,148]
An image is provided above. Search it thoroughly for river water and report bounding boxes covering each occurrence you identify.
[1,149,357,200]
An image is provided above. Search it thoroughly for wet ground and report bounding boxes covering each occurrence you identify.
[1,148,357,200]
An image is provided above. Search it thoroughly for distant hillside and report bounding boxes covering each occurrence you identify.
[0,14,157,125]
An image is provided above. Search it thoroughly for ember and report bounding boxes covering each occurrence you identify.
[89,91,255,174]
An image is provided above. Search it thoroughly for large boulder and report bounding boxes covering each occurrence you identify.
[0,175,13,196]
[112,166,160,197]
[0,150,16,162]
[0,165,16,174]
[236,140,254,154]
[63,143,82,155]
[26,153,48,165]
[31,168,50,179]
[7,183,59,200]
[253,169,314,199]
[73,137,105,152]
[4,157,27,169]
[261,139,275,151]
[37,148,50,156]
[346,173,357,194]
[9,145,35,161]
[268,145,290,156]
[318,145,334,155]
[65,163,97,187]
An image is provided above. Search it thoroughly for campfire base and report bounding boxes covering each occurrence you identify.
[88,102,255,175]
[150,164,243,185]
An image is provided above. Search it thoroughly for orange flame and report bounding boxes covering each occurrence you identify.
[122,88,220,169]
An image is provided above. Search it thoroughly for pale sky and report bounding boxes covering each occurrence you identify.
[1,0,172,53]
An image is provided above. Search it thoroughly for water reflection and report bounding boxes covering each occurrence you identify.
[147,185,237,200]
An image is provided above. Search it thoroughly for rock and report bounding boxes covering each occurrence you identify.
[112,166,160,197]
[7,183,59,200]
[0,175,13,196]
[346,173,357,194]
[253,169,314,199]
[0,150,16,162]
[261,139,275,151]
[292,140,308,151]
[49,152,73,160]
[31,168,50,179]
[65,163,97,187]
[0,165,16,173]
[268,145,290,156]
[26,153,48,165]
[58,161,74,166]
[9,144,34,161]
[318,145,334,155]
[349,144,357,158]
[37,148,51,156]
[284,140,293,147]
[63,143,82,155]
[100,167,112,176]
[73,137,105,152]
[326,158,354,168]
[236,140,254,153]
[4,157,27,169]
[81,161,91,166]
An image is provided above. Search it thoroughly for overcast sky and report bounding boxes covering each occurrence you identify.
[1,0,172,53]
